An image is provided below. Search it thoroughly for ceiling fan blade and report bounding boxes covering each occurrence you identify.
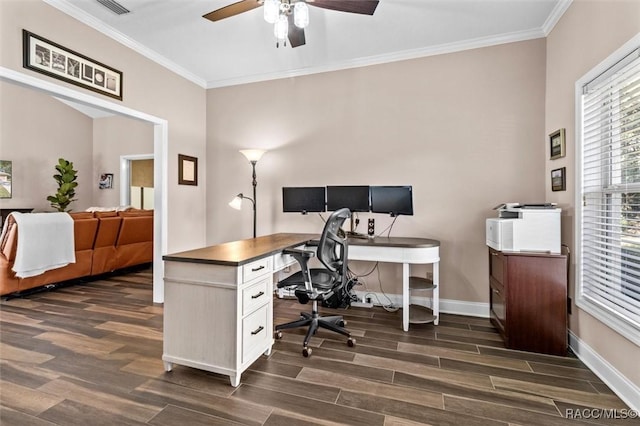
[288,19,306,48]
[202,0,262,22]
[308,0,379,15]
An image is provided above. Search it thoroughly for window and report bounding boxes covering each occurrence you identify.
[576,36,640,345]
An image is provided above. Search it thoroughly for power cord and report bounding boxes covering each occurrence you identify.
[377,215,399,237]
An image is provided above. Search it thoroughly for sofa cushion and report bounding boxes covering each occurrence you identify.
[69,212,95,220]
[94,211,118,218]
[118,209,153,217]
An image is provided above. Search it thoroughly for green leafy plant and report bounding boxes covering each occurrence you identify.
[46,158,78,212]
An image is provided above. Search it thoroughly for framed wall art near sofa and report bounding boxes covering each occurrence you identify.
[0,160,12,199]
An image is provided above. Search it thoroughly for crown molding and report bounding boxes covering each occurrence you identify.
[542,0,573,36]
[43,0,568,91]
[205,27,546,89]
[42,0,208,88]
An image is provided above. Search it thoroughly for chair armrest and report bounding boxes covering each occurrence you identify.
[305,239,320,247]
[282,248,315,258]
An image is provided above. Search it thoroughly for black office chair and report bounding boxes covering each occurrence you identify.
[274,207,356,357]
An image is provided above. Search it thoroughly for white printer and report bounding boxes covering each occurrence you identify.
[486,203,561,253]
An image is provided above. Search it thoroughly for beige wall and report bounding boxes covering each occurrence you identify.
[0,0,207,253]
[545,1,640,388]
[0,81,93,212]
[207,38,547,305]
[92,116,153,207]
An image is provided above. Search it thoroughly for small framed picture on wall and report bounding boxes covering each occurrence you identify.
[99,173,113,189]
[549,128,566,160]
[551,167,566,191]
[178,154,198,186]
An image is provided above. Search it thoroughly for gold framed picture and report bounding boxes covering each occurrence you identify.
[549,128,566,160]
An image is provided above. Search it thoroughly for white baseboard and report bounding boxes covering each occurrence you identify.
[569,331,640,411]
[353,290,490,318]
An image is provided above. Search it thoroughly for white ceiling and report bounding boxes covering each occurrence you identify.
[45,0,570,89]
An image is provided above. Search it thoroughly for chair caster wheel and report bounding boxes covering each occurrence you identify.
[275,331,283,339]
[347,337,356,347]
[338,320,347,327]
[302,347,312,357]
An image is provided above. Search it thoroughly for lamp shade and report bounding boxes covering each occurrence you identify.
[239,149,266,163]
[274,14,288,41]
[263,0,279,24]
[294,2,309,28]
[229,194,243,210]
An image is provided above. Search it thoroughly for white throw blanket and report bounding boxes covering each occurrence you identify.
[11,212,76,278]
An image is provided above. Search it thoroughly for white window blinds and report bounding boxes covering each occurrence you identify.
[579,46,640,343]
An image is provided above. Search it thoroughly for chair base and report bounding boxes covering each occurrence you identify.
[275,300,354,357]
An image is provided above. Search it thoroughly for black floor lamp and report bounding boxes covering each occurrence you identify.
[229,149,266,238]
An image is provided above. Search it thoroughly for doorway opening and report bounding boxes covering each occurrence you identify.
[120,154,154,210]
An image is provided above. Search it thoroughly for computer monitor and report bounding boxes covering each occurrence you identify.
[326,185,370,212]
[282,187,326,214]
[370,185,413,216]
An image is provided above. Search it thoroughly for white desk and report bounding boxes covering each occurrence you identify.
[348,237,440,331]
[162,233,440,386]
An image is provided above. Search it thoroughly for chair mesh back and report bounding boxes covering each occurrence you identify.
[317,208,351,274]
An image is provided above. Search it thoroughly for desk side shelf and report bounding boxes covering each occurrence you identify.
[409,276,438,325]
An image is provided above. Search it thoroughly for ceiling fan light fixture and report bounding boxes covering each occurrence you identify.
[263,0,279,23]
[274,14,289,41]
[293,2,309,29]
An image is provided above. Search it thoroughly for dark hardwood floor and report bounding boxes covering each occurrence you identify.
[0,269,636,426]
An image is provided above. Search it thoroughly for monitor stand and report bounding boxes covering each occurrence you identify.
[346,215,367,239]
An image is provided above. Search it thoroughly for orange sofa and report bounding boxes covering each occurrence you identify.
[0,209,153,296]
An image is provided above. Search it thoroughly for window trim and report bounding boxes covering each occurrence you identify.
[574,32,640,347]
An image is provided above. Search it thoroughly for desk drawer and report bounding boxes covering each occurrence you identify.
[242,278,270,316]
[242,304,270,364]
[242,258,272,283]
[273,248,301,271]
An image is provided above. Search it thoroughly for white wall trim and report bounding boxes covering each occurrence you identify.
[569,331,640,411]
[43,0,561,90]
[205,28,547,89]
[0,66,168,303]
[353,291,490,318]
[42,0,207,89]
[541,0,573,36]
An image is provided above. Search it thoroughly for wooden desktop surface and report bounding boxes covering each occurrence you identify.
[162,233,318,266]
[163,233,440,267]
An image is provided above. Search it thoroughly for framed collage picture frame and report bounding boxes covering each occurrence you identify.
[22,29,123,100]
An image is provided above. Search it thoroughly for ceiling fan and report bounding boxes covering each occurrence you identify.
[203,0,380,48]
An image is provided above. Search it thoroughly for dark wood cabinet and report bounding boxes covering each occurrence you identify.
[489,247,568,356]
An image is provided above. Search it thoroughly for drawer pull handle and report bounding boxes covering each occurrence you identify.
[251,291,265,299]
[491,252,498,256]
[493,288,501,296]
[251,265,265,272]
[251,326,264,335]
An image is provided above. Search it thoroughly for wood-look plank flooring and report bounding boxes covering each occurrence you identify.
[1,269,637,426]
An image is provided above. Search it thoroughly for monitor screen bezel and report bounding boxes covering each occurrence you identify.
[370,185,414,216]
[326,185,370,212]
[282,186,326,214]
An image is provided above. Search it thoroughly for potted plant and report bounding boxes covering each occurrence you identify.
[47,158,78,212]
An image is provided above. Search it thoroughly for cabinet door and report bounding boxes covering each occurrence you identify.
[490,279,506,336]
[489,249,504,285]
